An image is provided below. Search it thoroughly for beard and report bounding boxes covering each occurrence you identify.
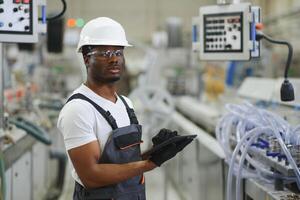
[90,69,122,84]
[102,76,121,83]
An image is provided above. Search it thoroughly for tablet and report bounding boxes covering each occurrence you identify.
[142,134,197,159]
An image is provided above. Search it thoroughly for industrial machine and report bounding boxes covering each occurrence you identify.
[0,1,67,200]
[192,2,261,60]
[166,1,300,200]
[0,0,46,43]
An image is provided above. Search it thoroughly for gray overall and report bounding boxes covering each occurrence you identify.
[67,93,146,200]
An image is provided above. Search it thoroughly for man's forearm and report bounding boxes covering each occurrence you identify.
[83,160,156,188]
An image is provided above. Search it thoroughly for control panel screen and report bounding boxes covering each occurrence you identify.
[204,12,243,53]
[0,0,33,34]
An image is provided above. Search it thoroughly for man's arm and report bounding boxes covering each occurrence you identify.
[68,140,156,189]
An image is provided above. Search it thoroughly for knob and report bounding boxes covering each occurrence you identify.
[225,44,232,49]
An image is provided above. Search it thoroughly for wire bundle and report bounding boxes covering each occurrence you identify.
[216,102,300,200]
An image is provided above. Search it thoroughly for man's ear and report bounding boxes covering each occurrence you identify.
[83,54,89,67]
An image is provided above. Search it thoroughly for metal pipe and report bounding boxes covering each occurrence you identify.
[0,43,4,135]
[217,0,241,4]
[171,111,225,159]
[217,0,230,5]
[46,150,67,199]
[232,0,241,3]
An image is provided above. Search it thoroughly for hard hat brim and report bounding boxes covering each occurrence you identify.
[77,42,132,53]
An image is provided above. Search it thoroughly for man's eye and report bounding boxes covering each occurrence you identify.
[116,52,123,56]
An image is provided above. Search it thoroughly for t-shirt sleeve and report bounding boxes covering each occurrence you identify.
[57,100,97,150]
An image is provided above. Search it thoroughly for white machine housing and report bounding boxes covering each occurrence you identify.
[0,0,46,43]
[193,3,261,60]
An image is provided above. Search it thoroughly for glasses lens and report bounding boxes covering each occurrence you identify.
[88,50,123,58]
[115,50,123,56]
[104,51,112,57]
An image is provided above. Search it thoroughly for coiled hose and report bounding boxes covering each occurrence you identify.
[217,102,300,200]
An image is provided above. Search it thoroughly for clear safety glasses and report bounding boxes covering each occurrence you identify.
[86,49,124,59]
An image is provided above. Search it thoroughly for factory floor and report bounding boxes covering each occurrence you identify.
[59,162,181,200]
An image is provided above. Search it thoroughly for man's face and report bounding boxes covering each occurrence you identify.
[84,45,125,84]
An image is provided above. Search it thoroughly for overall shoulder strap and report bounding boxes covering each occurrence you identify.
[67,93,118,130]
[118,95,139,125]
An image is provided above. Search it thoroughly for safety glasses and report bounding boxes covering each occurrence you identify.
[86,49,124,59]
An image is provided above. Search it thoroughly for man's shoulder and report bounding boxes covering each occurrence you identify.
[119,95,134,109]
[61,97,94,116]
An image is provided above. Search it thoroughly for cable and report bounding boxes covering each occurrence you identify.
[39,0,67,21]
[260,33,293,79]
[256,31,294,101]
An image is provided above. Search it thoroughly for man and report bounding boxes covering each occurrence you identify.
[57,17,192,200]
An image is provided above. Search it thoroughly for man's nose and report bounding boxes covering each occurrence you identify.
[108,54,119,63]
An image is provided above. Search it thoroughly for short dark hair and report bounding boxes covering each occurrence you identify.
[81,45,94,56]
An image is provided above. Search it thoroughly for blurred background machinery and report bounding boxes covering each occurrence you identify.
[1,0,300,200]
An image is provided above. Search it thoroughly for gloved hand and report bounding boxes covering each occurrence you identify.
[149,137,194,166]
[152,128,178,146]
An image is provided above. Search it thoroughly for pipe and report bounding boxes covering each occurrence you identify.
[219,102,300,200]
[217,0,229,4]
[217,0,241,5]
[0,43,4,135]
[171,111,225,159]
[236,131,268,200]
[8,117,51,145]
[226,127,272,200]
[47,150,67,199]
[0,151,6,200]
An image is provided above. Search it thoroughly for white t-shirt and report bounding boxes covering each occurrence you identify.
[57,84,134,185]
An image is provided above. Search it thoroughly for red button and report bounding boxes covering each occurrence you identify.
[22,0,30,4]
[13,0,21,3]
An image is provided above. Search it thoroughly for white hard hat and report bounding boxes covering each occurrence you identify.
[77,17,132,52]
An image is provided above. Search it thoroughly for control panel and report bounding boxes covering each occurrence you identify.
[192,3,261,61]
[0,0,38,43]
[204,13,242,53]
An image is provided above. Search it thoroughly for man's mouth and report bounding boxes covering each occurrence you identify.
[109,69,120,73]
[107,66,120,74]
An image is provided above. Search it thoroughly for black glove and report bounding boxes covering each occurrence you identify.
[152,128,178,146]
[149,137,194,166]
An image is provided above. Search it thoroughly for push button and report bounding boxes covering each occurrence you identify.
[0,8,4,13]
